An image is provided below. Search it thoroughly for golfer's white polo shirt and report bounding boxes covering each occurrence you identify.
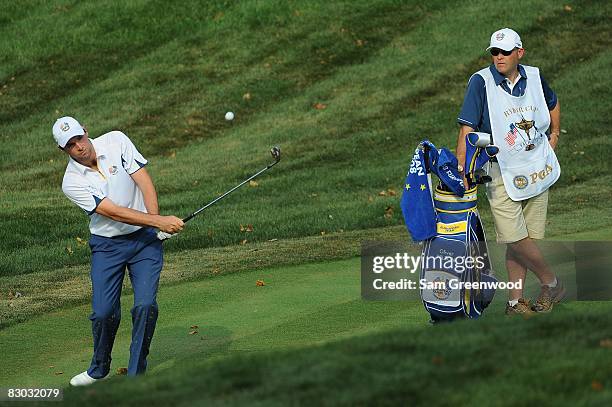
[62,131,148,237]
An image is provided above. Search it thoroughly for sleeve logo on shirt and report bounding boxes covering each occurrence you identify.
[109,165,118,175]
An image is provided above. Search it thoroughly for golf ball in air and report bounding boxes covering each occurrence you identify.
[225,111,235,121]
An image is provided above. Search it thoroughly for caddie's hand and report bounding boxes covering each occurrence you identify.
[458,164,470,190]
[549,133,559,150]
[157,215,184,233]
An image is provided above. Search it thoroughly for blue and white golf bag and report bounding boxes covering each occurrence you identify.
[420,184,496,322]
[401,133,498,322]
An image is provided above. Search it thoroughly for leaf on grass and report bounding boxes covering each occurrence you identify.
[189,330,198,335]
[387,188,397,196]
[116,367,128,375]
[241,239,248,245]
[66,246,73,255]
[563,5,573,12]
[190,325,198,329]
[268,238,278,242]
[313,102,327,110]
[211,267,220,275]
[256,280,265,286]
[76,237,86,245]
[243,92,252,101]
[384,206,394,219]
[320,231,326,236]
[378,190,387,196]
[431,356,444,365]
[591,380,603,391]
[249,180,259,187]
[246,224,254,232]
[599,338,612,348]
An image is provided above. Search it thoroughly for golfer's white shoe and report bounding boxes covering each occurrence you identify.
[69,371,107,387]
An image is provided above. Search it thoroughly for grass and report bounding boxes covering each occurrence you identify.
[1,0,611,405]
[1,258,610,405]
[61,306,611,406]
[0,258,422,388]
[0,0,611,277]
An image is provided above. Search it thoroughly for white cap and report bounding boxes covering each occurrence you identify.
[486,28,523,52]
[52,116,85,148]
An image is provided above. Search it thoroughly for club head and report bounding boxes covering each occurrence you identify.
[270,146,281,162]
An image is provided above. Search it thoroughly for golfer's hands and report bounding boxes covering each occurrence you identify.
[156,216,184,241]
[156,215,184,233]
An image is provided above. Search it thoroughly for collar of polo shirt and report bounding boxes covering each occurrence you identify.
[70,139,107,175]
[489,64,528,86]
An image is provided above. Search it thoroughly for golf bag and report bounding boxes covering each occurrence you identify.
[420,184,496,322]
[401,134,498,322]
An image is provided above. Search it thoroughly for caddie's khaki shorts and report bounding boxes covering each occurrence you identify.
[485,162,549,243]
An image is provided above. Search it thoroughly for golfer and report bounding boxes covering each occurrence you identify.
[52,116,184,386]
[455,28,565,316]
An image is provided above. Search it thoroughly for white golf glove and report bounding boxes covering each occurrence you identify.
[156,231,176,241]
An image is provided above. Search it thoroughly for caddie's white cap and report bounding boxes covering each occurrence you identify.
[486,28,523,52]
[52,116,85,148]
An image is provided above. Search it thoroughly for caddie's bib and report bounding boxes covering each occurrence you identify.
[477,65,560,201]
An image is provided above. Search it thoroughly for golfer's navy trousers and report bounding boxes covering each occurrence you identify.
[87,227,163,378]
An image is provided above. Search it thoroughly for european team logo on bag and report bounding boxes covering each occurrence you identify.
[432,277,452,300]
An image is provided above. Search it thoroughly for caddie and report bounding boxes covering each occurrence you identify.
[52,116,184,386]
[455,28,565,316]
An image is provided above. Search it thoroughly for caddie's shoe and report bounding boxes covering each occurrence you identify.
[533,278,566,313]
[505,298,535,316]
[69,371,107,387]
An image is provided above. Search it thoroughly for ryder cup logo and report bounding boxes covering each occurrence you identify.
[432,277,452,300]
[60,122,70,132]
[109,165,118,175]
[496,32,505,41]
[513,175,528,189]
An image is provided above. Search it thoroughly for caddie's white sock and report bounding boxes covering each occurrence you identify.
[508,298,519,307]
[545,277,558,288]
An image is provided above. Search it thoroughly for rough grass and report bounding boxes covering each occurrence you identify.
[0,0,611,277]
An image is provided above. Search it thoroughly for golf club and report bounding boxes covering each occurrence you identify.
[156,146,281,241]
[183,146,281,222]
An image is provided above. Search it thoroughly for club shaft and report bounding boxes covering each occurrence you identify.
[183,160,279,222]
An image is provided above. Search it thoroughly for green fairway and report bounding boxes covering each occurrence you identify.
[2,257,611,406]
[61,305,612,406]
[0,258,422,388]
